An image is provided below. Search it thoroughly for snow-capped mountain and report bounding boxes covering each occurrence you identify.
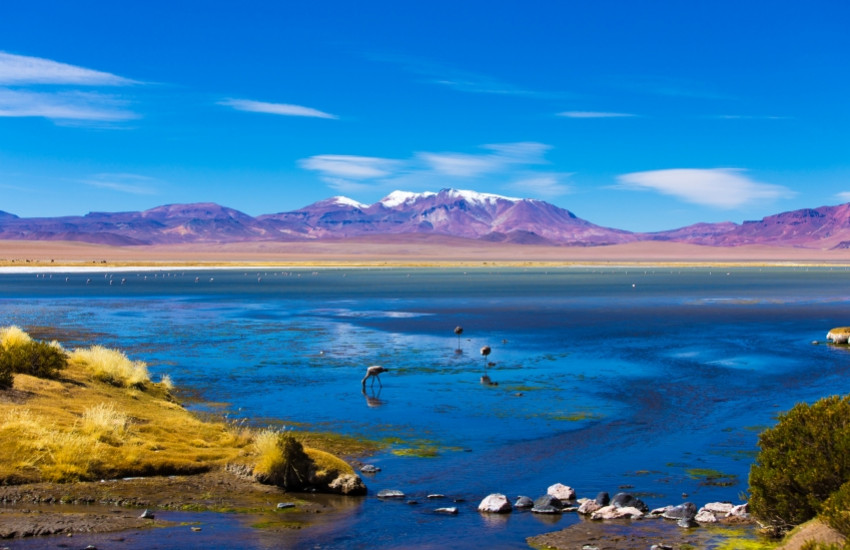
[2,188,850,249]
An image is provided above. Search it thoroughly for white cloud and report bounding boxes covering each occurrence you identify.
[300,142,568,200]
[509,175,572,198]
[417,152,497,177]
[220,98,337,119]
[617,168,795,208]
[0,88,137,121]
[558,111,636,118]
[836,192,850,202]
[0,51,136,86]
[81,173,158,195]
[299,155,401,179]
[418,141,552,177]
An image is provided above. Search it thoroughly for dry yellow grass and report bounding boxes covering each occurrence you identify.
[67,345,150,388]
[0,325,32,349]
[0,327,365,486]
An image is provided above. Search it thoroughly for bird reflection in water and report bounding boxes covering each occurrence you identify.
[362,387,385,408]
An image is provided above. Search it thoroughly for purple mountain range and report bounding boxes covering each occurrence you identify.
[2,188,850,249]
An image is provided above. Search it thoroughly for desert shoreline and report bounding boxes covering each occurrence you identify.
[2,238,850,268]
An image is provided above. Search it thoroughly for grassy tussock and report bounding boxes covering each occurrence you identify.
[0,325,32,349]
[68,345,150,388]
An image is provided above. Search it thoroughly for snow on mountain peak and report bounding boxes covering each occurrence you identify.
[330,196,367,209]
[379,190,436,208]
[379,188,521,208]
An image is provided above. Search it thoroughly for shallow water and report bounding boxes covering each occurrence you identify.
[4,267,850,549]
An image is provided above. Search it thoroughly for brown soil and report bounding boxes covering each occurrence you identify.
[777,519,846,550]
[0,470,339,539]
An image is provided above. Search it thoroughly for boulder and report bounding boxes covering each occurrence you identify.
[610,493,649,513]
[578,500,602,515]
[532,494,564,514]
[702,502,734,514]
[478,493,512,514]
[360,464,381,474]
[595,491,610,506]
[650,506,672,517]
[728,503,749,518]
[514,496,534,509]
[377,489,405,499]
[591,504,645,520]
[695,509,718,523]
[547,483,576,501]
[662,502,697,521]
[435,507,458,515]
[328,474,367,496]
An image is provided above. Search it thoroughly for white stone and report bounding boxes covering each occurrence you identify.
[578,500,601,515]
[695,509,718,523]
[478,493,512,514]
[727,503,749,517]
[591,505,644,520]
[547,483,576,501]
[703,502,734,514]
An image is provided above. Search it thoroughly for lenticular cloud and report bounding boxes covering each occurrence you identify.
[617,168,794,208]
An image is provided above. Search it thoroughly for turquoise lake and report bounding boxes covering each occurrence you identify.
[3,266,850,549]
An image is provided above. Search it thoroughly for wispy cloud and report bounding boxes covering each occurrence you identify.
[370,52,568,100]
[508,175,572,198]
[299,155,401,179]
[558,111,637,118]
[0,51,137,86]
[836,192,850,203]
[0,89,137,121]
[0,51,139,124]
[80,173,159,195]
[617,168,795,209]
[220,98,337,119]
[300,142,570,199]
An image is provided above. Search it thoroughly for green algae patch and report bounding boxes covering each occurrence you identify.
[710,526,779,550]
[251,519,305,530]
[548,411,602,422]
[687,468,739,487]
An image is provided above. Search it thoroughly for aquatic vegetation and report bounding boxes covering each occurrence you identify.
[685,467,739,488]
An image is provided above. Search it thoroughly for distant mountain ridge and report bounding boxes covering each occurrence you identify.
[1,188,850,249]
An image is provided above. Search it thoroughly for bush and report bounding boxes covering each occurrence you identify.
[0,361,11,389]
[0,339,67,380]
[749,395,850,531]
[821,481,850,538]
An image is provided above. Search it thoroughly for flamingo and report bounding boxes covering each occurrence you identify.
[362,365,388,388]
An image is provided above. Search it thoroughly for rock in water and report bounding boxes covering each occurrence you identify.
[377,489,405,499]
[514,496,534,509]
[478,493,512,513]
[139,509,155,520]
[547,483,576,501]
[662,502,697,521]
[328,474,367,496]
[595,491,610,506]
[435,507,458,515]
[610,492,649,513]
[532,494,564,514]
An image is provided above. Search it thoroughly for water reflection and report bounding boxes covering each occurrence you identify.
[362,387,386,408]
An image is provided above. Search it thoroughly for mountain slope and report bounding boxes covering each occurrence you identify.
[1,190,850,249]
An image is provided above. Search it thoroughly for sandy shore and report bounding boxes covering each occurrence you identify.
[1,237,850,267]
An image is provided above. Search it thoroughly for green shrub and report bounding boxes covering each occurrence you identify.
[749,395,850,531]
[253,430,312,490]
[0,339,67,380]
[0,360,11,389]
[821,481,850,538]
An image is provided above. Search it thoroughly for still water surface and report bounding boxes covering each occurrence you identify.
[3,267,850,548]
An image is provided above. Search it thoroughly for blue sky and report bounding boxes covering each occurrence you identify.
[0,0,847,231]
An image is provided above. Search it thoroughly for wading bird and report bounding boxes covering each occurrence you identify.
[362,365,388,388]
